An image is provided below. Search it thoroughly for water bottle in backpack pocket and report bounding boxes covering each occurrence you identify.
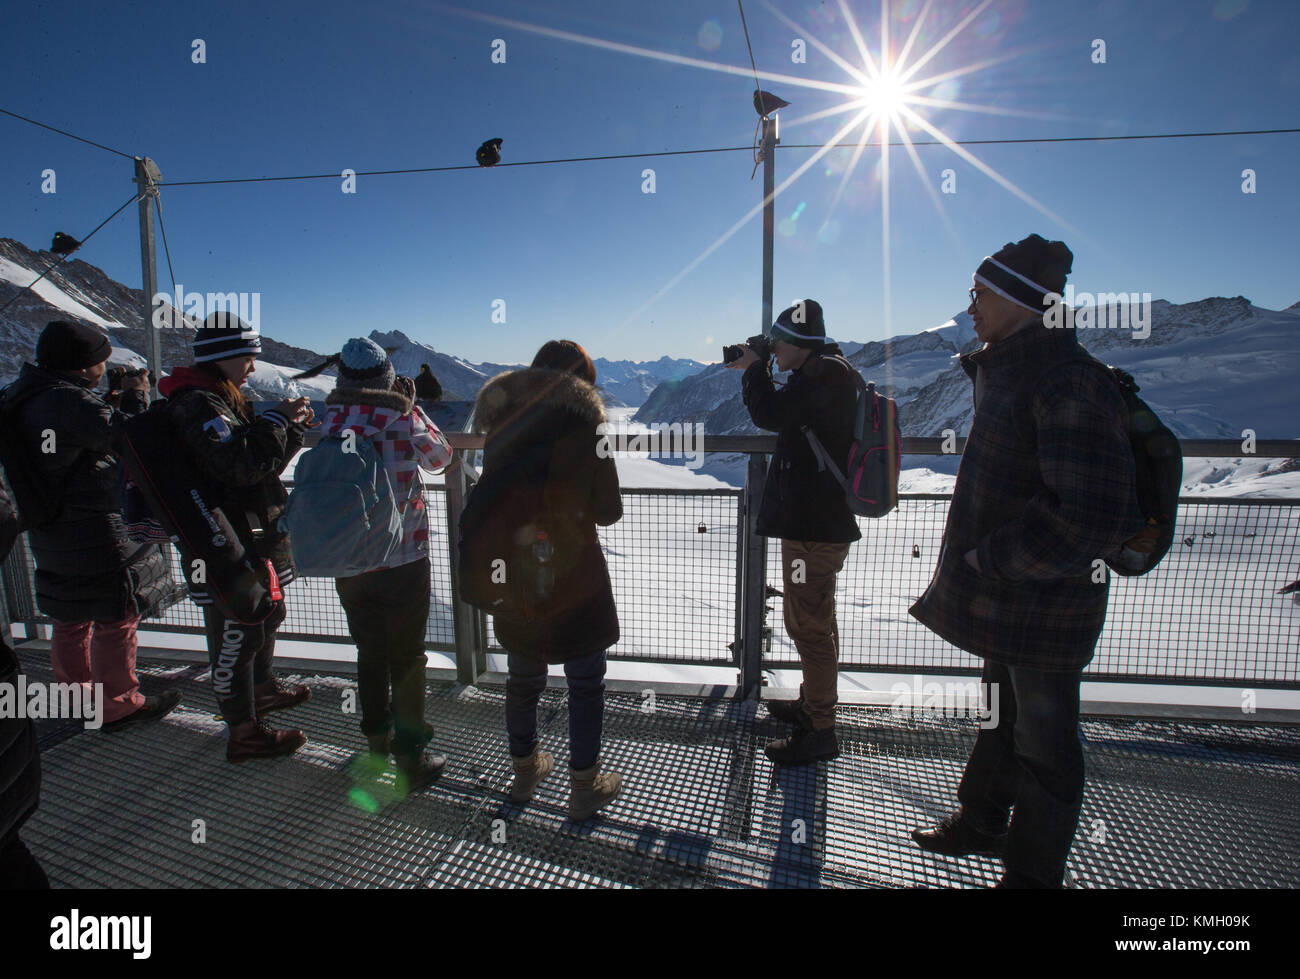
[281,434,402,577]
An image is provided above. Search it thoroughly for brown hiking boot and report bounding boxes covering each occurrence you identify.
[510,749,555,802]
[227,719,307,763]
[253,678,311,715]
[568,763,621,820]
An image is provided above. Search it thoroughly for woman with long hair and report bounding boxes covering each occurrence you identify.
[158,312,314,761]
[471,339,624,819]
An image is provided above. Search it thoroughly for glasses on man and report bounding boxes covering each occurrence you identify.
[968,287,980,306]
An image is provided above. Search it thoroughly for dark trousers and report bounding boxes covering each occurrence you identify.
[505,649,606,771]
[202,601,286,726]
[336,558,431,756]
[957,658,1085,888]
[0,833,49,889]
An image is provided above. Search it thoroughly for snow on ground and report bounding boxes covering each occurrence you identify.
[0,256,122,329]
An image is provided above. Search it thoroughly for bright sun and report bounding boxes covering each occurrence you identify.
[861,70,908,118]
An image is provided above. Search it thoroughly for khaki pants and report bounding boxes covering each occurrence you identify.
[781,539,852,729]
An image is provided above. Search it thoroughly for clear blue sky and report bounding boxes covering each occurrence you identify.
[2,0,1297,364]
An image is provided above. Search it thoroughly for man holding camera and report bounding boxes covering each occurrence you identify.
[1,321,179,732]
[727,300,860,765]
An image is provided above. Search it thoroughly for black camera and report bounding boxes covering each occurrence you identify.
[107,365,150,391]
[722,334,772,365]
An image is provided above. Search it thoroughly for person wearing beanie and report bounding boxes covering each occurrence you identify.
[909,234,1144,888]
[727,300,861,766]
[0,321,179,733]
[156,312,315,761]
[312,338,454,794]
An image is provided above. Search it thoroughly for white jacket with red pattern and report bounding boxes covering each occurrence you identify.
[319,385,453,570]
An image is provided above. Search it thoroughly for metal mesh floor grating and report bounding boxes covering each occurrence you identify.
[14,652,1300,889]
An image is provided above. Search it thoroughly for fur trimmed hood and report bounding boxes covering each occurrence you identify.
[325,385,413,414]
[473,368,606,436]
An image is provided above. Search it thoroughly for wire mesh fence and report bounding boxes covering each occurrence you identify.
[482,489,742,665]
[762,496,1300,687]
[2,474,1297,688]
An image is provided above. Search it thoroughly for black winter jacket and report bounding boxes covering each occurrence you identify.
[158,367,304,579]
[742,345,862,544]
[8,363,170,623]
[472,368,623,664]
[0,486,40,846]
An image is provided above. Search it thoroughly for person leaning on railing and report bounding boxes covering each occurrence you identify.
[471,340,625,820]
[908,234,1144,888]
[728,300,861,766]
[313,338,455,794]
[159,313,314,762]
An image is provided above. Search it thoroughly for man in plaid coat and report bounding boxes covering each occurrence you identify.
[909,234,1144,888]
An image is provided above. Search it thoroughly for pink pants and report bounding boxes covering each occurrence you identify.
[49,615,146,724]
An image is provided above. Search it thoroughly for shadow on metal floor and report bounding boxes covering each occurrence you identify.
[18,655,1300,889]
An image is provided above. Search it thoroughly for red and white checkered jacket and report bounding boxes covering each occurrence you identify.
[318,402,453,569]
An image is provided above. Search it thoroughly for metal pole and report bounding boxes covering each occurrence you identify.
[444,459,482,686]
[739,454,768,700]
[760,114,778,334]
[133,157,163,397]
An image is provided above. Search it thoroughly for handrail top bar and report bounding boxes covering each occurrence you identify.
[299,430,1300,459]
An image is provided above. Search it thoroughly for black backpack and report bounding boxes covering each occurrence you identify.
[1019,357,1182,577]
[802,356,901,518]
[457,462,583,621]
[0,382,95,531]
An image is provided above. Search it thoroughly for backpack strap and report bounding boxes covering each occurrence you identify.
[800,354,866,492]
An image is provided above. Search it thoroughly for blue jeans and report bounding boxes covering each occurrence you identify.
[957,659,1085,888]
[505,649,606,771]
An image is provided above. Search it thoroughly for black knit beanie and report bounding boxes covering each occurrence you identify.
[35,320,112,370]
[193,311,262,364]
[769,299,830,348]
[973,234,1074,313]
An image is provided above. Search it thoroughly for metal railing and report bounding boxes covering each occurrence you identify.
[3,436,1297,696]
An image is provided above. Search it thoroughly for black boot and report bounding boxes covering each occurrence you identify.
[102,689,182,733]
[912,810,1007,857]
[764,725,839,765]
[763,686,812,729]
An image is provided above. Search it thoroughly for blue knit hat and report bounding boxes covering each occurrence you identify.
[336,337,395,392]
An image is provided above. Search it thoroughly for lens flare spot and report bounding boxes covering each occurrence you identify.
[973,11,1002,37]
[818,220,842,245]
[697,19,723,51]
[1212,0,1248,19]
[931,78,962,103]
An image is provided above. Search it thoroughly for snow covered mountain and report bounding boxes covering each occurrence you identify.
[592,355,709,406]
[0,238,706,407]
[636,299,1300,491]
[0,238,332,400]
